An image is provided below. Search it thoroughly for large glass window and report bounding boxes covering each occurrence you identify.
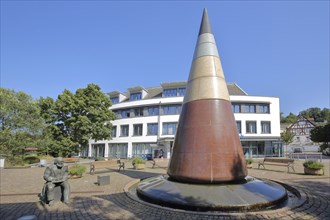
[133,124,143,136]
[110,97,119,104]
[258,104,270,113]
[261,121,271,134]
[246,121,257,134]
[162,122,177,135]
[134,108,144,117]
[108,143,128,158]
[163,105,182,115]
[111,126,117,138]
[120,125,129,137]
[147,123,158,135]
[121,109,130,118]
[148,106,159,116]
[163,88,186,97]
[130,92,142,101]
[132,143,152,157]
[243,104,256,113]
[163,89,177,97]
[236,121,241,134]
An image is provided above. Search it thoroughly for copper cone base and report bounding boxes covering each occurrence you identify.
[136,175,288,211]
[168,99,247,183]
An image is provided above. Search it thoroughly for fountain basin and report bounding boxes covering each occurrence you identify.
[136,175,287,211]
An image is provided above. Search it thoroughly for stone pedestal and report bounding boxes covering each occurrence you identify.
[98,175,110,186]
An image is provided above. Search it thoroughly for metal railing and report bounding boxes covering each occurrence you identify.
[287,152,323,162]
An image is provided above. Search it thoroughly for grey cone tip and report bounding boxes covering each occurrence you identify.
[198,8,212,35]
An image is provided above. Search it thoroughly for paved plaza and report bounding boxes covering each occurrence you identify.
[0,158,329,220]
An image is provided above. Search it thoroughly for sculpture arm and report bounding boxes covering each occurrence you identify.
[62,166,69,181]
[43,167,54,182]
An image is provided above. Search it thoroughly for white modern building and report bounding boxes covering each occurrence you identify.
[86,82,282,159]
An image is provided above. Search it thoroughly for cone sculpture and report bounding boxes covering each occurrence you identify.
[135,9,288,211]
[167,8,247,183]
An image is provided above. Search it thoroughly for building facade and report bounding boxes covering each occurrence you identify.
[86,82,282,159]
[285,115,319,152]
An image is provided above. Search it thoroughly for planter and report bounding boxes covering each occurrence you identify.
[246,164,253,169]
[304,167,324,175]
[69,174,82,179]
[134,164,145,170]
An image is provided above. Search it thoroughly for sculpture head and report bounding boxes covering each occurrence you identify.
[54,157,64,168]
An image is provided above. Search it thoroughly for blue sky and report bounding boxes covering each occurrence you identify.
[1,1,329,115]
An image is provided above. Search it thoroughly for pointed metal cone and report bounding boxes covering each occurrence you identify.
[167,9,247,183]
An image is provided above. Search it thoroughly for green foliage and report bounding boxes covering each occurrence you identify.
[68,164,86,176]
[24,155,40,164]
[245,158,253,165]
[280,130,295,145]
[132,156,146,165]
[310,124,330,144]
[303,161,324,170]
[95,157,105,161]
[39,84,116,157]
[0,88,48,156]
[319,143,329,152]
[280,112,298,123]
[5,155,25,167]
[299,107,330,122]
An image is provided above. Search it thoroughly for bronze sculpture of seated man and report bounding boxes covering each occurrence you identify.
[43,157,70,206]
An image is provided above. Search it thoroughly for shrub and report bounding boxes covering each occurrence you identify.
[95,157,105,161]
[132,156,146,165]
[68,164,86,177]
[6,156,25,167]
[245,158,254,165]
[303,160,324,170]
[24,155,40,164]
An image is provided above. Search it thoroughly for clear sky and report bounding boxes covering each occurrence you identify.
[1,1,329,115]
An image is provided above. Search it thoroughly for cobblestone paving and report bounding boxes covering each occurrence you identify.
[0,159,329,219]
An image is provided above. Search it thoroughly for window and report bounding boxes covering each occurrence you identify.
[132,143,152,157]
[246,121,257,134]
[163,88,186,97]
[163,105,181,115]
[148,106,159,116]
[108,143,128,158]
[163,89,177,97]
[162,122,177,135]
[178,88,186,96]
[133,124,143,136]
[236,121,241,134]
[130,93,142,101]
[258,104,270,113]
[110,97,119,104]
[232,103,241,113]
[261,121,271,134]
[120,125,129,137]
[147,123,158,135]
[134,108,144,117]
[121,109,130,118]
[111,126,117,138]
[243,104,256,113]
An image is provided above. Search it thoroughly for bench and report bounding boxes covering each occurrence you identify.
[258,158,295,173]
[90,160,125,174]
[63,158,79,163]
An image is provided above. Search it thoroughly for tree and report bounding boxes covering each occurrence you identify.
[310,124,330,144]
[280,130,295,153]
[299,107,330,122]
[280,112,298,123]
[0,88,47,155]
[39,84,116,157]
